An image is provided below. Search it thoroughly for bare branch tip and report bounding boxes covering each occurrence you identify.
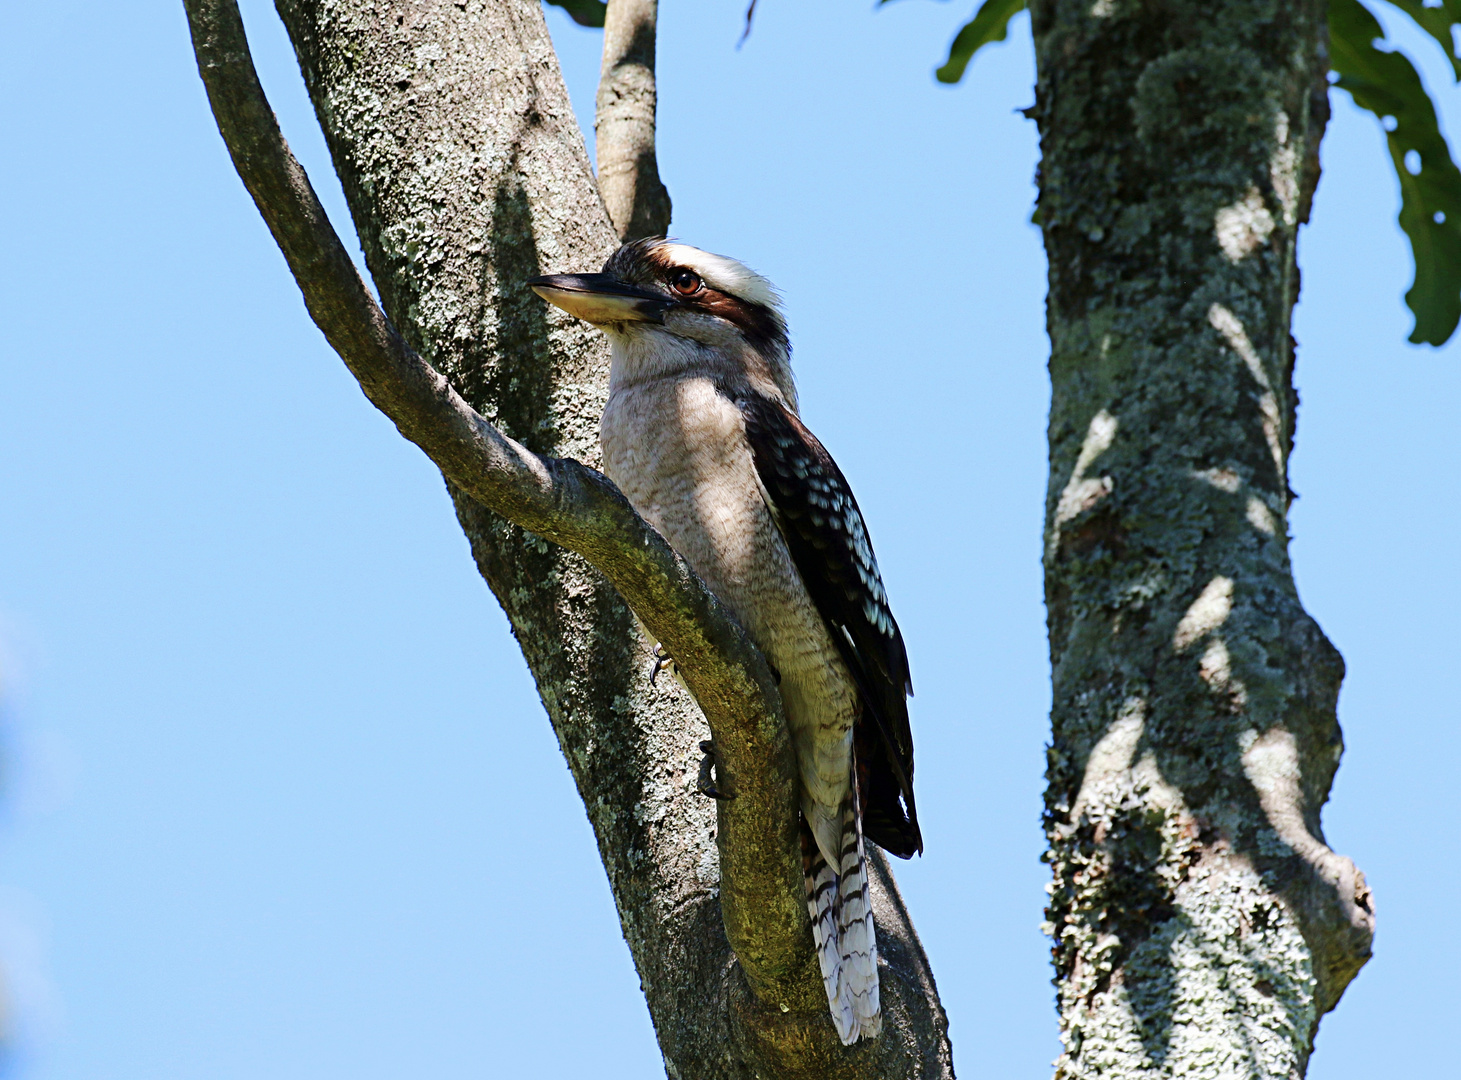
[738,0,758,49]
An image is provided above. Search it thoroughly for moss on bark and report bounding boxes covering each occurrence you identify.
[263,1,951,1074]
[1030,2,1374,1076]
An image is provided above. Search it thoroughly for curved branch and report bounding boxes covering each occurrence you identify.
[184,1,950,1072]
[595,0,672,239]
[183,0,799,991]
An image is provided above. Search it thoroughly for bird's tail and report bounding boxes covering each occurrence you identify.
[803,769,880,1044]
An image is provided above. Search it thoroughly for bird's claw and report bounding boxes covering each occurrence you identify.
[697,739,734,800]
[649,643,678,687]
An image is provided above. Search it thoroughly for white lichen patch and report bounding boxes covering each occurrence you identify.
[1270,111,1300,228]
[1055,763,1315,1080]
[1159,866,1313,1080]
[1214,186,1276,263]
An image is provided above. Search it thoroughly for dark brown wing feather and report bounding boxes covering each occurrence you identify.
[738,391,922,858]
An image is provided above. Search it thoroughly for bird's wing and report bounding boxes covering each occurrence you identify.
[737,391,921,856]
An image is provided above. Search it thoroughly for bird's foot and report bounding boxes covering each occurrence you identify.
[696,739,734,800]
[649,643,678,687]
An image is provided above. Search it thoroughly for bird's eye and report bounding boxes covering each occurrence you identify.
[671,270,702,295]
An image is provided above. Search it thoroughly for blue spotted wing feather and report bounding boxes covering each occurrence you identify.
[738,392,921,857]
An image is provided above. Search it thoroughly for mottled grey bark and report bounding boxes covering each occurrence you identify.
[1030,2,1375,1077]
[596,0,672,240]
[184,0,950,1075]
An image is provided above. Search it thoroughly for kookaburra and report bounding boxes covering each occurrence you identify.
[529,239,919,1044]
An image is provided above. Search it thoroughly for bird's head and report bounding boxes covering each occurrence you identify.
[528,238,794,402]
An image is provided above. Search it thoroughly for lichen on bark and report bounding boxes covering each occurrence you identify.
[266,7,735,1067]
[1030,1,1374,1076]
[185,0,955,1074]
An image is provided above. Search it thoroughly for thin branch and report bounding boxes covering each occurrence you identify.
[739,0,758,48]
[595,0,672,239]
[182,0,809,1000]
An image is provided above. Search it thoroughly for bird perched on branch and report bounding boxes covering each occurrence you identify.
[529,239,919,1044]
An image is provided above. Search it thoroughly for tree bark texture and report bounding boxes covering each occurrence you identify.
[1030,2,1375,1077]
[182,1,954,1075]
[596,0,672,240]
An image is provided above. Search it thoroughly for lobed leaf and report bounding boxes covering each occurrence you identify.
[1379,0,1461,81]
[1333,0,1461,344]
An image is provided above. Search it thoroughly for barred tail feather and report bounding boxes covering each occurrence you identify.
[804,832,848,1034]
[802,769,880,1044]
[838,775,881,1039]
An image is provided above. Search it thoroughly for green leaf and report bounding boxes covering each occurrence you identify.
[935,0,1028,84]
[1379,0,1461,81]
[544,0,606,28]
[1332,0,1461,344]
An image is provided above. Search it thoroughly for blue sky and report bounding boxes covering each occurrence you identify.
[0,2,1455,1077]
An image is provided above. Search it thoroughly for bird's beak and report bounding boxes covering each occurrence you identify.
[527,273,670,325]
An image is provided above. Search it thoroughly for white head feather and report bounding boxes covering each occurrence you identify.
[653,242,783,313]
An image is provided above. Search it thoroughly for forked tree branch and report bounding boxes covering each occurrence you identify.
[185,1,951,1072]
[183,0,804,993]
[596,0,672,239]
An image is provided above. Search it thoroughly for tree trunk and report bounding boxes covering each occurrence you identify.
[217,1,952,1075]
[1030,2,1375,1076]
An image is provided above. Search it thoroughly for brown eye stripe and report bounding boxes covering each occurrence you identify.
[611,240,789,354]
[689,288,788,355]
